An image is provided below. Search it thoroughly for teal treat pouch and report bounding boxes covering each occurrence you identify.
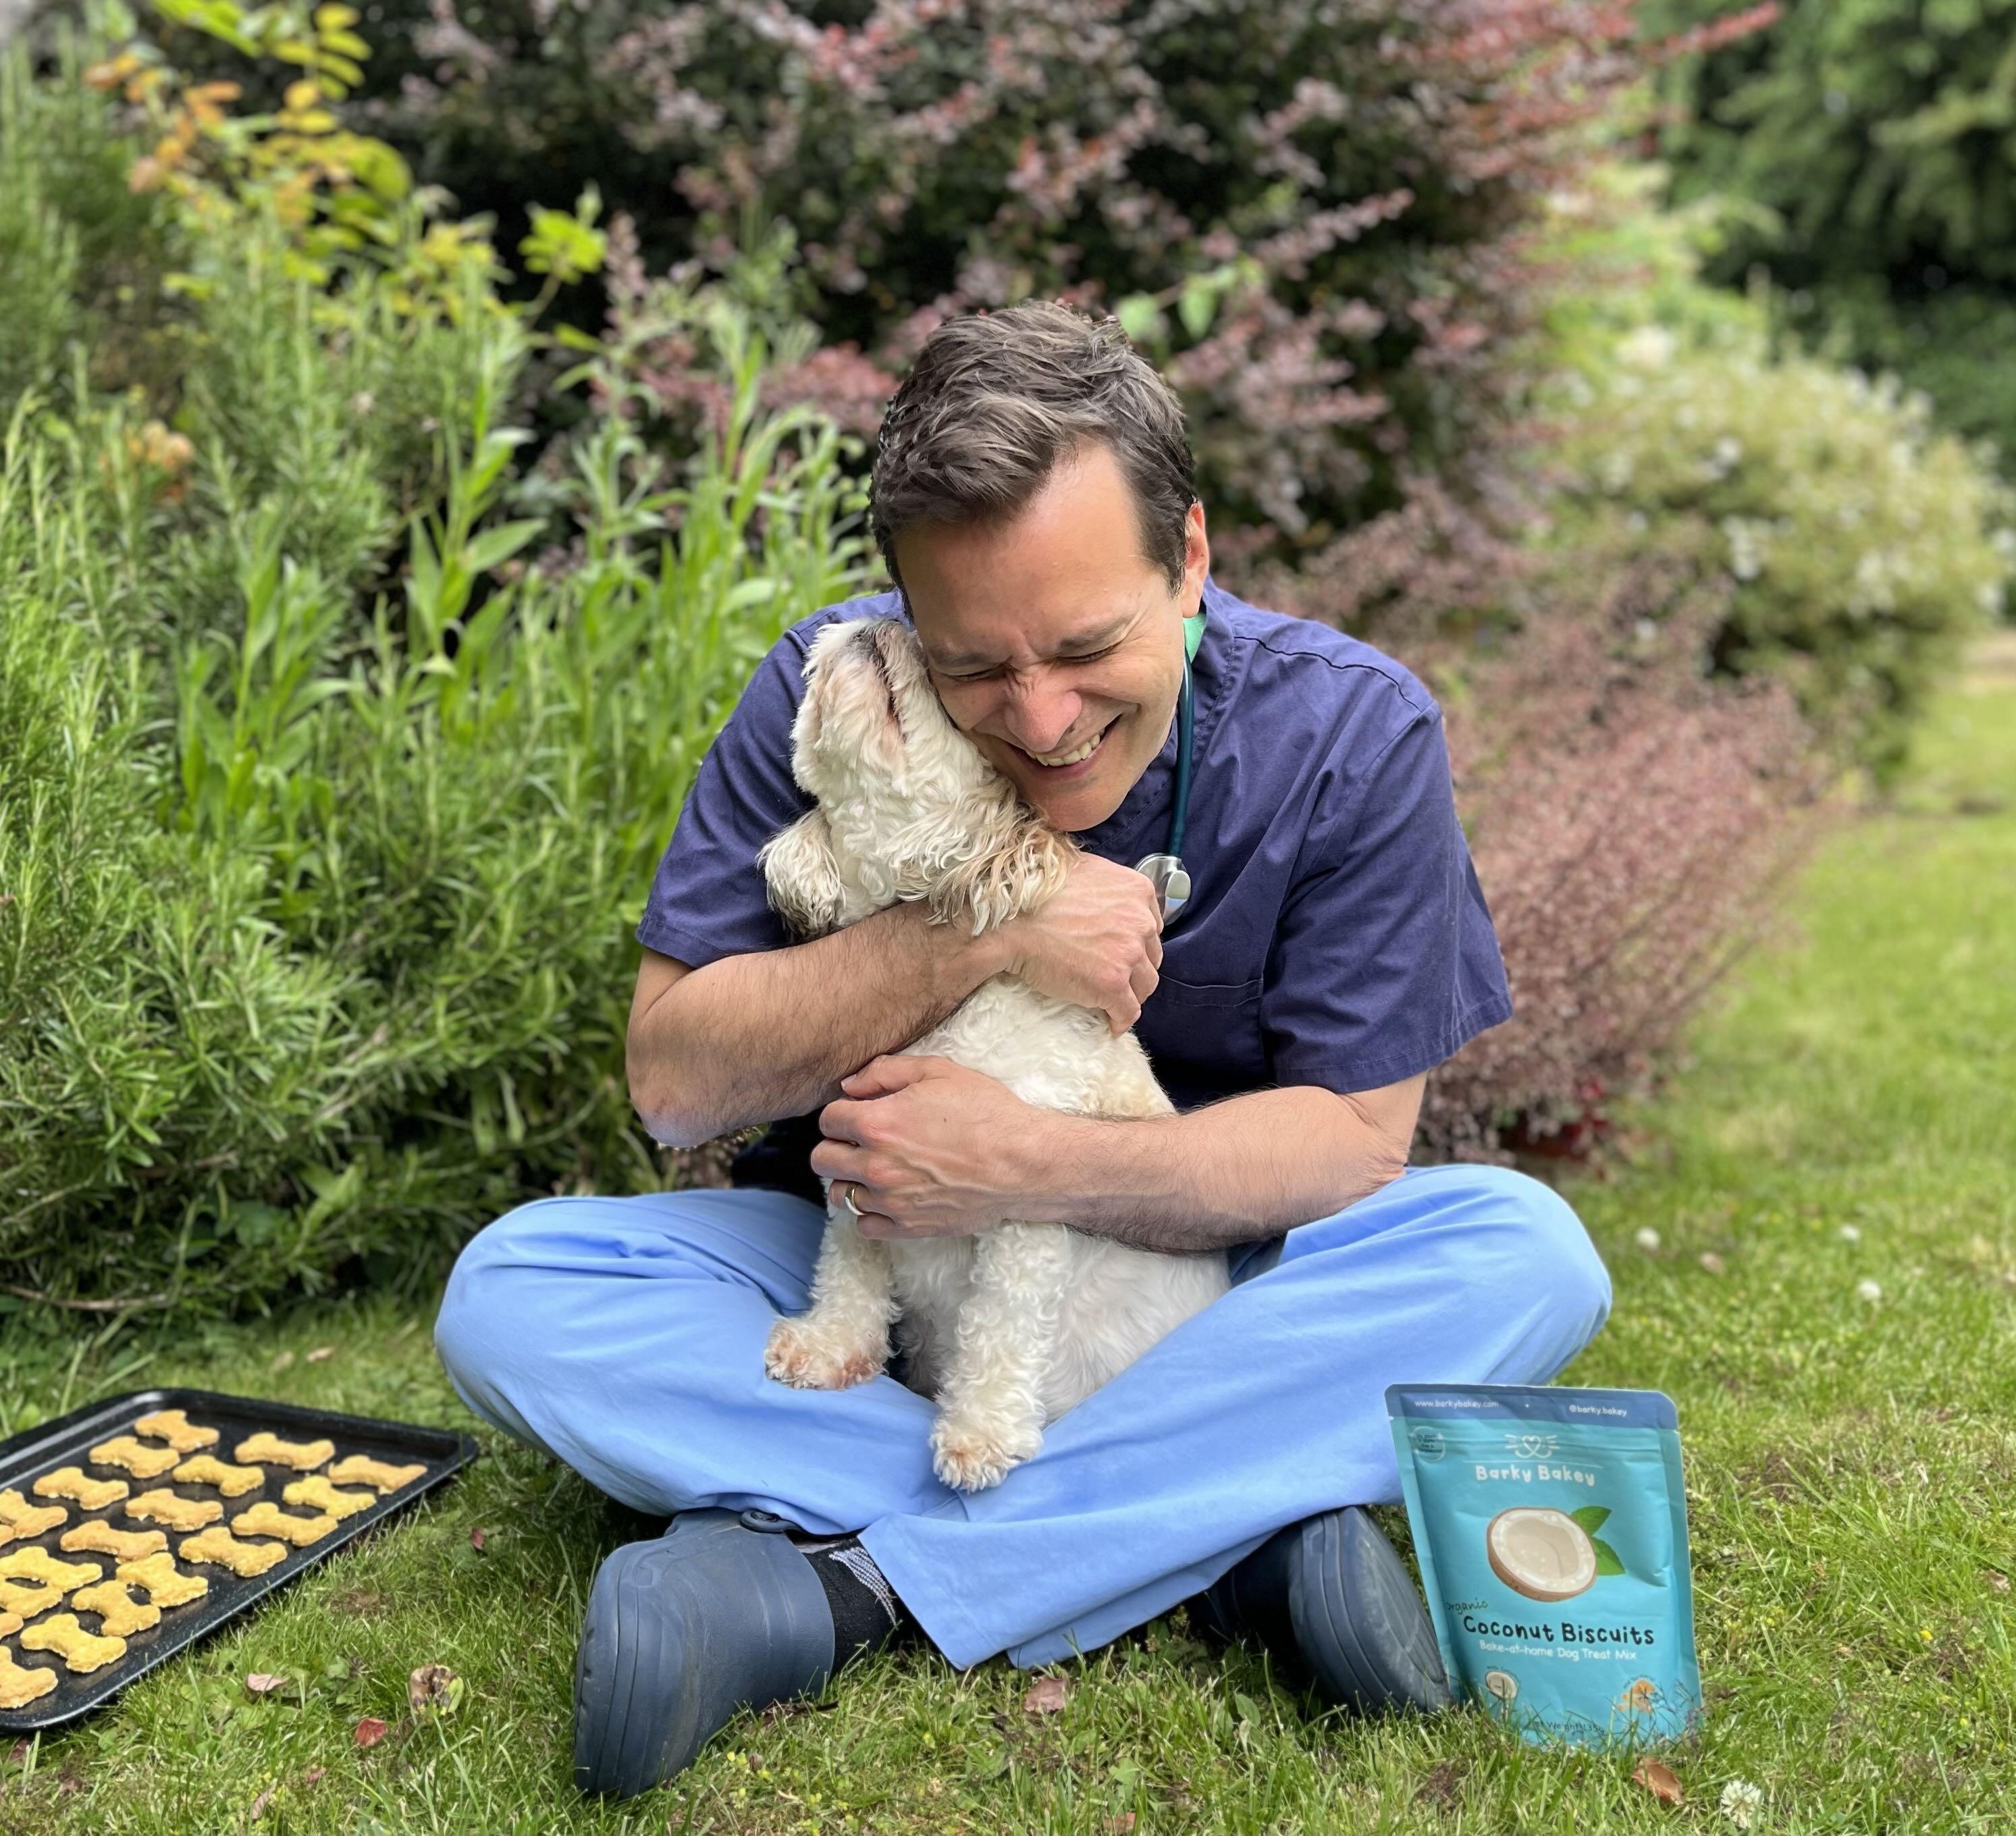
[1386,1384,1701,1747]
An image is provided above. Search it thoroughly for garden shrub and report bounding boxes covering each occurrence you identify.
[276,0,1705,560]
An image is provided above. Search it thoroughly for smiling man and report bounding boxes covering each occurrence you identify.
[435,303,1611,1798]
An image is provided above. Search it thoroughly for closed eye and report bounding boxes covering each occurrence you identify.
[943,644,1121,683]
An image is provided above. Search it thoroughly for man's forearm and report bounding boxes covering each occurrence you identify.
[631,905,1008,1148]
[1013,1086,1412,1254]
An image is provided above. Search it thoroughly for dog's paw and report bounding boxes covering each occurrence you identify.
[764,1317,886,1390]
[930,1413,1042,1492]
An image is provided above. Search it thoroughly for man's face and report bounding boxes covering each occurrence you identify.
[895,442,1209,835]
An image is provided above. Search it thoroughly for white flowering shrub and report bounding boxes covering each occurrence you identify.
[1533,172,2015,777]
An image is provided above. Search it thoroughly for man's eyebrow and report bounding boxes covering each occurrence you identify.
[929,617,1134,672]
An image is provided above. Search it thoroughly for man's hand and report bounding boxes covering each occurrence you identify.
[812,1055,1057,1239]
[993,851,1164,1034]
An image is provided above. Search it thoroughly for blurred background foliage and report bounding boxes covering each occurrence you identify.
[0,0,2009,1313]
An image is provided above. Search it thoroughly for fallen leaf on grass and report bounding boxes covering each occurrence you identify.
[354,1717,388,1750]
[1633,1757,1684,1805]
[1022,1675,1069,1715]
[301,1766,326,1785]
[408,1663,465,1716]
[469,1527,485,1552]
[248,1783,277,1821]
[270,1350,294,1373]
[6,1741,28,1766]
[1107,1816,1136,1835]
[306,1346,335,1363]
[244,1673,289,1696]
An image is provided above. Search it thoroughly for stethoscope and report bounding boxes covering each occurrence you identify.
[1132,646,1195,928]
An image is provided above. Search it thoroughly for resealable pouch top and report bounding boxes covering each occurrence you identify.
[1386,1383,1701,1747]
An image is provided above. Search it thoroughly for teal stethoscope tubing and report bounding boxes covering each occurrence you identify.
[1167,653,1194,863]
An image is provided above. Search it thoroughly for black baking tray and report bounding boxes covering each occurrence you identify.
[0,1387,477,1733]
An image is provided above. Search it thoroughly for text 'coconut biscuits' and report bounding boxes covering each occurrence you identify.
[20,1613,125,1675]
[60,1522,167,1563]
[114,1552,209,1608]
[230,1502,335,1547]
[87,1437,180,1481]
[327,1455,427,1494]
[179,1527,287,1577]
[31,1467,129,1512]
[0,1489,66,1545]
[70,1579,161,1637]
[132,1409,219,1453]
[233,1433,334,1472]
[0,1646,56,1710]
[282,1476,375,1521]
[122,1490,222,1532]
[171,1455,264,1498]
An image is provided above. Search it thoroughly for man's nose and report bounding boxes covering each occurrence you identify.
[1000,676,1083,756]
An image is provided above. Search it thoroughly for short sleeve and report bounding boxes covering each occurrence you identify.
[633,634,813,968]
[1261,708,1512,1094]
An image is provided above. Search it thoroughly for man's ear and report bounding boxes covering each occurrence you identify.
[759,808,847,938]
[927,789,1075,935]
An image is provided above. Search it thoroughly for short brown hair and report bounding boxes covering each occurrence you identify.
[870,302,1196,594]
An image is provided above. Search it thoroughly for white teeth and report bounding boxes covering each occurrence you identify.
[1032,727,1107,768]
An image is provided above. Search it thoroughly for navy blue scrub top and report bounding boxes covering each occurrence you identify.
[635,578,1514,1202]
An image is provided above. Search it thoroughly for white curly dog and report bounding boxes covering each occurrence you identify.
[758,616,1229,1492]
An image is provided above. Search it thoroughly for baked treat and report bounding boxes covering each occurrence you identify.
[171,1455,265,1497]
[0,1546,101,1590]
[0,1488,67,1542]
[230,1502,336,1547]
[0,1608,19,1638]
[233,1433,334,1471]
[133,1409,219,1452]
[0,1579,63,1619]
[71,1578,161,1637]
[20,1612,126,1675]
[87,1436,180,1480]
[32,1467,130,1511]
[123,1490,223,1531]
[326,1455,427,1494]
[282,1476,375,1521]
[179,1527,287,1577]
[115,1552,209,1608]
[60,1523,167,1563]
[0,1646,57,1709]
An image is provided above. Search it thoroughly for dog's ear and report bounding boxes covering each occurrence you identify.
[927,791,1075,935]
[760,808,847,938]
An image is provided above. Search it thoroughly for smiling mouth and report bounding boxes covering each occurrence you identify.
[1021,719,1117,770]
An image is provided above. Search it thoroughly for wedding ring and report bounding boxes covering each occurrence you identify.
[839,1182,864,1219]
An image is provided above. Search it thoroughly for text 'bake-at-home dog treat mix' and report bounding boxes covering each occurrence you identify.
[1387,1383,1702,1747]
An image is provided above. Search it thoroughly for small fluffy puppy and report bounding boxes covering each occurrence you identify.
[759,617,1229,1491]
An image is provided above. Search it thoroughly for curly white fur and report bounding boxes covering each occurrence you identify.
[758,617,1229,1491]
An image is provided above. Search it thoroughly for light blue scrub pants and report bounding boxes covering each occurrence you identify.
[433,1163,1610,1669]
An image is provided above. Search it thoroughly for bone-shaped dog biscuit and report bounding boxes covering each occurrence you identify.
[0,1578,63,1618]
[32,1467,130,1511]
[230,1502,336,1546]
[0,1488,66,1542]
[133,1409,219,1452]
[232,1433,333,1471]
[172,1455,265,1497]
[282,1476,375,1520]
[115,1552,209,1608]
[326,1454,427,1493]
[0,1608,20,1637]
[71,1578,161,1637]
[123,1490,222,1531]
[20,1612,126,1675]
[0,1546,101,1590]
[0,1646,57,1709]
[88,1436,180,1479]
[61,1522,167,1563]
[179,1527,287,1577]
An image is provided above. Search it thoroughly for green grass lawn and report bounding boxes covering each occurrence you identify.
[3,662,2012,1836]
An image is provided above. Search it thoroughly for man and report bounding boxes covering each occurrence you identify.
[435,303,1610,1798]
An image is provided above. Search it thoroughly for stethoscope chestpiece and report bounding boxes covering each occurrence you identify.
[1134,852,1191,929]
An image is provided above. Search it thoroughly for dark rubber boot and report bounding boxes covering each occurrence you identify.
[573,1510,837,1798]
[1196,1506,1450,1714]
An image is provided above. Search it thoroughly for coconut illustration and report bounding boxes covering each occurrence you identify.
[1485,1506,1598,1601]
[1483,1669,1519,1704]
